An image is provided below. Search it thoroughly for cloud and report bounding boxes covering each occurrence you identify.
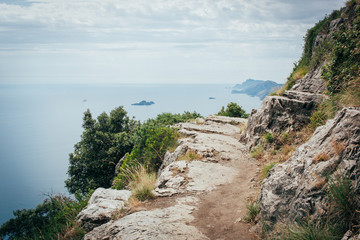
[0,0,346,84]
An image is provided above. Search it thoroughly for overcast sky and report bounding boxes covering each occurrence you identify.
[0,0,345,84]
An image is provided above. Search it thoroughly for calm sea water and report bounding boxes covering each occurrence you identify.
[0,84,261,225]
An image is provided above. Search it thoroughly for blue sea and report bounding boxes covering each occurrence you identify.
[0,84,261,225]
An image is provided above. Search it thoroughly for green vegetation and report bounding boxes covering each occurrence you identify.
[1,109,201,239]
[280,220,338,240]
[217,102,249,118]
[0,193,89,240]
[250,144,264,159]
[243,201,259,223]
[112,111,201,190]
[279,173,359,240]
[261,162,278,179]
[327,173,359,233]
[65,107,138,196]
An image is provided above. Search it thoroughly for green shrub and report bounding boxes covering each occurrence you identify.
[309,110,328,130]
[113,120,179,190]
[154,111,202,126]
[0,193,89,240]
[217,102,249,118]
[263,132,275,143]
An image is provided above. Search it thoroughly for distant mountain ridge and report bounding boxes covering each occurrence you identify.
[232,79,283,100]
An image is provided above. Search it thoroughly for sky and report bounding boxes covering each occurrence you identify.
[0,0,346,84]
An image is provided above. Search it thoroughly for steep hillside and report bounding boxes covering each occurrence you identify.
[244,0,360,148]
[248,1,360,239]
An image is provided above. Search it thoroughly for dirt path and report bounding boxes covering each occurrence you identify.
[183,117,260,239]
[192,158,259,239]
[172,118,258,239]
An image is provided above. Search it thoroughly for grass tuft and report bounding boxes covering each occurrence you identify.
[327,173,359,231]
[251,145,265,159]
[123,165,157,202]
[177,150,202,161]
[280,220,338,240]
[243,201,259,223]
[261,162,278,180]
[313,152,330,163]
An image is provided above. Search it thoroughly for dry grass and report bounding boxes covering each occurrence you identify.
[177,150,202,161]
[123,165,157,202]
[292,66,308,81]
[332,140,346,156]
[313,152,330,163]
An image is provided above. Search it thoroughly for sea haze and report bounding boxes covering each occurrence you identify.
[0,83,262,225]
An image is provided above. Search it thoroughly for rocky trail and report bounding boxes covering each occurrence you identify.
[81,116,261,239]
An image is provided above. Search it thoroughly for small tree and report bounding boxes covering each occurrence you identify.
[217,102,249,118]
[65,107,137,195]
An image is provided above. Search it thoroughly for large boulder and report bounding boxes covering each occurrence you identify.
[244,94,322,148]
[84,196,208,240]
[77,188,131,231]
[259,107,360,227]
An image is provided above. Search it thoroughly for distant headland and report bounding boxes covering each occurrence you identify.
[232,79,283,100]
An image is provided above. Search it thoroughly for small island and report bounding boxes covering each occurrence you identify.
[209,97,216,100]
[131,100,155,106]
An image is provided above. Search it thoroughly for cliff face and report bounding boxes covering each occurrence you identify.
[253,1,360,236]
[260,107,360,225]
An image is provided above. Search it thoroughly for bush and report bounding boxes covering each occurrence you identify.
[65,107,137,195]
[217,102,249,118]
[0,194,89,240]
[154,111,202,126]
[113,115,180,190]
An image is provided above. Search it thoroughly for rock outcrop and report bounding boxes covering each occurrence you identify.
[84,197,208,240]
[244,92,324,148]
[258,107,360,227]
[77,188,131,231]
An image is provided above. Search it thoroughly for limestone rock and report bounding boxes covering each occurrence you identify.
[84,197,208,240]
[291,63,327,94]
[342,230,360,240]
[154,160,237,197]
[77,188,131,231]
[258,107,360,227]
[244,95,319,148]
[159,142,188,172]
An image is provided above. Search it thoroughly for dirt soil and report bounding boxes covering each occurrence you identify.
[192,151,260,239]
